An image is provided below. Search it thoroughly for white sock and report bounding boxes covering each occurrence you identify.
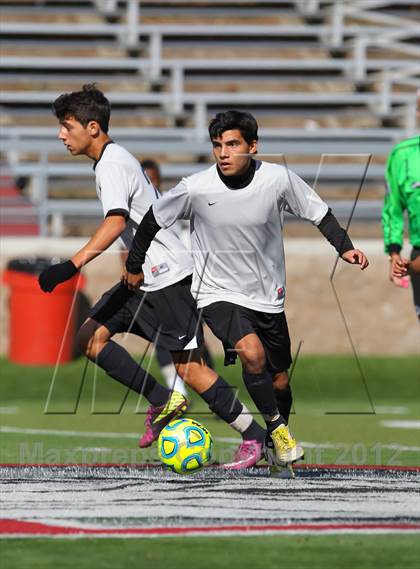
[229,403,253,433]
[160,363,187,397]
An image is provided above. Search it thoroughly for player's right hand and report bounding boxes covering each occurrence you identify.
[341,249,369,270]
[121,266,144,290]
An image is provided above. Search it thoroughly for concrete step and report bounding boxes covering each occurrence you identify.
[0,109,383,129]
[0,46,127,58]
[161,45,330,59]
[183,79,355,94]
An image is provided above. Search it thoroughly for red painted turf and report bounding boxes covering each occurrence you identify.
[2,465,418,537]
[1,519,420,537]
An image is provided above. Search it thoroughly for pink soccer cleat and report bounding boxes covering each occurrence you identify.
[139,391,188,448]
[222,439,263,470]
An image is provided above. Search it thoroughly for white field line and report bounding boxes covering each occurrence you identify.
[381,420,420,429]
[0,427,243,442]
[300,441,420,452]
[0,407,19,415]
[0,405,410,415]
[0,426,140,439]
[1,426,420,452]
[375,406,409,414]
[73,447,112,452]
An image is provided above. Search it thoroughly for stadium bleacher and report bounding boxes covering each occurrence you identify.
[0,173,39,236]
[0,0,418,236]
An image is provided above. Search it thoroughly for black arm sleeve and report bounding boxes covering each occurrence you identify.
[387,243,402,255]
[105,208,129,220]
[125,207,162,274]
[317,208,354,255]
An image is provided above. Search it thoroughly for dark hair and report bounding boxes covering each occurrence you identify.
[141,159,161,175]
[208,110,258,144]
[52,84,111,133]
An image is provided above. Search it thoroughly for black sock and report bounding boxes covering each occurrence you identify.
[96,341,170,407]
[275,385,293,425]
[242,369,285,431]
[200,376,265,442]
[241,420,266,442]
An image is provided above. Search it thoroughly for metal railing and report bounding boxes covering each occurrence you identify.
[0,86,415,140]
[328,1,419,73]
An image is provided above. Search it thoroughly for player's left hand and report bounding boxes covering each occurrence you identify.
[121,267,144,290]
[38,260,78,292]
[341,249,369,270]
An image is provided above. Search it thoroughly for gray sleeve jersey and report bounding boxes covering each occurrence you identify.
[282,168,329,224]
[153,161,328,312]
[94,143,193,291]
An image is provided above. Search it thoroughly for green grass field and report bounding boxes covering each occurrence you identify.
[1,354,419,568]
[1,355,419,466]
[2,535,420,569]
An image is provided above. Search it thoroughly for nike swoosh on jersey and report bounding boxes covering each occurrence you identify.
[208,201,217,206]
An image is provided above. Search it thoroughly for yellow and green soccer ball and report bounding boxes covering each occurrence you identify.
[158,418,213,474]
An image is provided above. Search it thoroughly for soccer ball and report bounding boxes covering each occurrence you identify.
[158,418,213,474]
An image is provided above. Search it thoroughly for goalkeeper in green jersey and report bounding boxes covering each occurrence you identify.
[382,91,420,319]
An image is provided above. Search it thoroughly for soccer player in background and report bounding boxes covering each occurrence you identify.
[38,85,267,469]
[382,90,420,320]
[124,110,369,476]
[119,159,188,398]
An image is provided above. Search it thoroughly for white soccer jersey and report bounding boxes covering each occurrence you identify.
[94,142,193,291]
[153,160,328,312]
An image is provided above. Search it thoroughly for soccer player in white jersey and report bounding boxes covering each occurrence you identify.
[118,159,189,398]
[38,86,266,468]
[124,110,369,475]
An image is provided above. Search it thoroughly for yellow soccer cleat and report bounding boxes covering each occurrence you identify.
[270,424,304,466]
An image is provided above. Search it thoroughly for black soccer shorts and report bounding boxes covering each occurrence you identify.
[90,275,203,352]
[202,301,292,373]
[411,247,420,320]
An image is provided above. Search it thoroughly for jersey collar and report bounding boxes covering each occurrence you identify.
[93,140,114,170]
[216,158,257,189]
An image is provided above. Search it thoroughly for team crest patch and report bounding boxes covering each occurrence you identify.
[277,287,285,299]
[151,263,170,277]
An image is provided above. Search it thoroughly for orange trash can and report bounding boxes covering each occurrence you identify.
[2,257,86,365]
